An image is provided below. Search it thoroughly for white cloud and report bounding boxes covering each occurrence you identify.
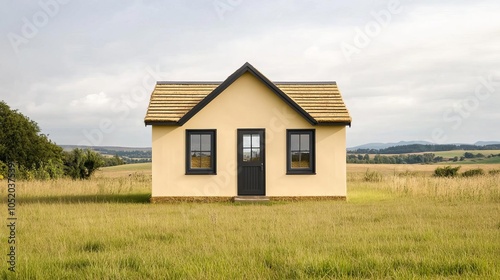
[70,92,111,110]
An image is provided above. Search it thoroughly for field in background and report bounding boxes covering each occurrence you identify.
[419,149,500,158]
[355,149,500,164]
[1,163,499,279]
[348,163,500,176]
[96,162,152,178]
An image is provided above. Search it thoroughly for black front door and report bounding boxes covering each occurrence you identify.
[237,129,265,196]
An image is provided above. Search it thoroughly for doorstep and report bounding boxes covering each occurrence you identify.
[233,196,270,203]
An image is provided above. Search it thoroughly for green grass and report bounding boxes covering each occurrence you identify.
[430,149,500,158]
[1,166,499,279]
[101,162,152,172]
[449,156,500,165]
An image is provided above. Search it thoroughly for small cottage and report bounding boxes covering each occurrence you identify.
[144,63,351,202]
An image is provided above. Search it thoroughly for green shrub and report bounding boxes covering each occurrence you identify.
[364,169,383,182]
[488,169,500,175]
[434,166,461,177]
[9,161,64,181]
[462,168,485,177]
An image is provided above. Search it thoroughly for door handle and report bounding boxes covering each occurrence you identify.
[261,163,263,171]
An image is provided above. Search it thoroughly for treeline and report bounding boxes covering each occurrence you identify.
[349,144,500,154]
[347,153,438,164]
[92,148,151,164]
[96,148,151,160]
[101,154,150,165]
[0,101,119,180]
[347,152,500,164]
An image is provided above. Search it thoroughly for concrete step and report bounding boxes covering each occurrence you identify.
[233,196,270,203]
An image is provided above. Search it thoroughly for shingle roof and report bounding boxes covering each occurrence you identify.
[144,63,351,126]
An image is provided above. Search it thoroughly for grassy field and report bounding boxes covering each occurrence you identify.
[430,149,500,158]
[1,163,499,279]
[357,149,500,164]
[449,156,500,165]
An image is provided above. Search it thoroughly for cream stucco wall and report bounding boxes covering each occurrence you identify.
[151,72,347,197]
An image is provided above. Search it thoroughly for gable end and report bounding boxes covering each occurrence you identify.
[176,62,317,126]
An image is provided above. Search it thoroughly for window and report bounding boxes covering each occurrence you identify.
[287,129,315,174]
[186,130,216,174]
[242,133,261,162]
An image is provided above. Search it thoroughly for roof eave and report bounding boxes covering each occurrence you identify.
[315,121,352,127]
[144,120,181,126]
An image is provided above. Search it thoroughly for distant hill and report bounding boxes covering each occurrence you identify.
[60,145,151,152]
[59,145,152,163]
[348,143,500,155]
[474,141,500,146]
[347,141,434,151]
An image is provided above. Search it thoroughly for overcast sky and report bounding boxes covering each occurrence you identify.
[1,0,499,148]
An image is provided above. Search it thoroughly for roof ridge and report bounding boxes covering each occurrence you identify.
[275,81,337,85]
[156,81,337,85]
[156,81,222,85]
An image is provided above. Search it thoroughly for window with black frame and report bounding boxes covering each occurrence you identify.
[286,129,315,174]
[186,130,216,174]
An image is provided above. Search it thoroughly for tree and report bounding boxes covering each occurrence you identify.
[103,154,126,167]
[434,166,461,177]
[0,101,64,178]
[464,152,474,158]
[63,148,104,179]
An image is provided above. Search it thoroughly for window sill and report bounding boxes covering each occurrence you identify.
[185,171,217,175]
[286,171,316,175]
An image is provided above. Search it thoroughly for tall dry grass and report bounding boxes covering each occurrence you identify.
[0,164,498,279]
[348,167,500,202]
[1,173,151,204]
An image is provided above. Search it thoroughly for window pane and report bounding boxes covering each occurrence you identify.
[252,134,260,148]
[191,134,201,151]
[191,153,212,169]
[243,134,251,148]
[291,152,300,167]
[243,148,251,162]
[299,152,310,168]
[190,152,201,168]
[290,134,299,151]
[201,134,211,151]
[251,148,260,161]
[300,134,310,151]
[200,152,211,168]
